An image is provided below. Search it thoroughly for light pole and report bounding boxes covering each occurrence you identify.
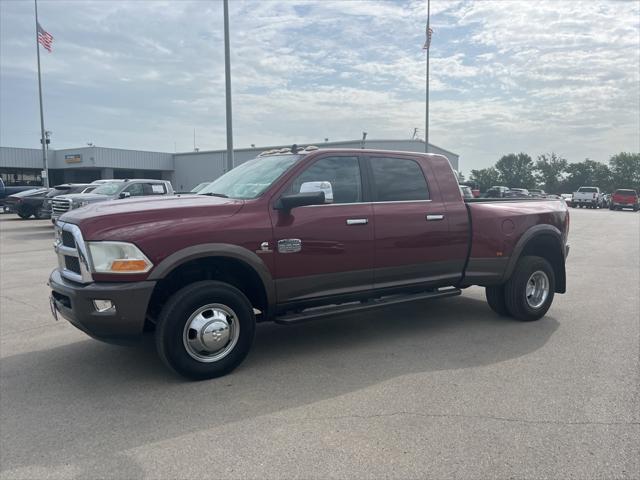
[223,0,234,172]
[424,0,431,154]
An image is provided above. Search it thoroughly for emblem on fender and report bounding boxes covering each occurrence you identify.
[277,239,302,253]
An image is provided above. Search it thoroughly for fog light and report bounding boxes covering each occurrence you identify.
[93,299,115,313]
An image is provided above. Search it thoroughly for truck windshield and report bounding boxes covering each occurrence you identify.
[92,182,124,195]
[199,154,302,199]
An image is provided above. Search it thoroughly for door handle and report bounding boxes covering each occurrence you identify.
[346,218,368,225]
[426,214,444,221]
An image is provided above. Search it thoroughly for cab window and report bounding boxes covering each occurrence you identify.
[144,183,167,195]
[288,156,362,204]
[123,183,144,196]
[369,157,429,202]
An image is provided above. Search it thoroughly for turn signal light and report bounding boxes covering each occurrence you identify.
[110,259,150,272]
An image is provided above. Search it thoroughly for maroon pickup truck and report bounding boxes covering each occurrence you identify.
[49,148,570,379]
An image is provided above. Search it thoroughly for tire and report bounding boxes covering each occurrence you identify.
[486,285,509,316]
[155,280,256,380]
[504,256,555,321]
[609,205,614,210]
[17,205,34,219]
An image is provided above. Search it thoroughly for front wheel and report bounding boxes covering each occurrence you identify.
[504,256,555,321]
[155,281,256,380]
[17,205,34,219]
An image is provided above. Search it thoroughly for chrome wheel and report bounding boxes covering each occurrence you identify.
[182,303,240,363]
[525,270,549,309]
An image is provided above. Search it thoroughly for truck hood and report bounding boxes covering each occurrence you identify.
[60,194,245,242]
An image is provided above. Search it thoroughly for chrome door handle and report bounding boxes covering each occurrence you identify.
[426,214,444,221]
[346,218,368,225]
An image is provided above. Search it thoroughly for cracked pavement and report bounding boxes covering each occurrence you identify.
[1,209,638,479]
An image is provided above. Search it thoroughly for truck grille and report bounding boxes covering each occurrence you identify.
[54,222,92,283]
[61,230,75,248]
[64,256,81,274]
[52,198,71,217]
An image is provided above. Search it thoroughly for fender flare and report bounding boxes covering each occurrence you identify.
[148,243,276,312]
[503,224,563,282]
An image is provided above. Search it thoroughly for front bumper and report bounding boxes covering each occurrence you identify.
[48,268,156,344]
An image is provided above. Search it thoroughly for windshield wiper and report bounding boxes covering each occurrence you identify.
[201,192,229,198]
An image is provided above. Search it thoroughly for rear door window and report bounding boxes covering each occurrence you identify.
[369,157,429,202]
[144,183,167,195]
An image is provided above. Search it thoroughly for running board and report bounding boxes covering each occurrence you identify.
[275,287,461,325]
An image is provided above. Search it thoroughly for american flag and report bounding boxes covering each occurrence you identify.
[37,22,53,53]
[423,26,433,50]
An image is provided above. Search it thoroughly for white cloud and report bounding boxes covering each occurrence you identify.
[0,0,638,167]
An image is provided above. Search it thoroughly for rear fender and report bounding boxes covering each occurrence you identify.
[503,225,566,293]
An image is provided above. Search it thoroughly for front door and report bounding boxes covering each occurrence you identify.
[270,155,374,306]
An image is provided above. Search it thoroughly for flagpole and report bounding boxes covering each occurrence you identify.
[34,0,49,188]
[425,0,430,154]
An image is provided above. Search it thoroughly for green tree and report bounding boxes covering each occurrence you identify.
[495,153,536,188]
[560,159,612,193]
[535,152,567,194]
[608,152,640,191]
[470,167,501,192]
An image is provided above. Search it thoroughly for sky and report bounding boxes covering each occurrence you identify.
[1,0,638,172]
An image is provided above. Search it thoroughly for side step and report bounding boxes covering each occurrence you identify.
[274,287,461,325]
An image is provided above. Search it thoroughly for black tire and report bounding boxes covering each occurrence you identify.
[17,205,34,219]
[486,285,509,316]
[155,280,256,380]
[504,256,555,321]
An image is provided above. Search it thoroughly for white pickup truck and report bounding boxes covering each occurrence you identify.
[572,186,600,209]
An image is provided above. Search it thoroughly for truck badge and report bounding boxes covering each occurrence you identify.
[277,239,302,253]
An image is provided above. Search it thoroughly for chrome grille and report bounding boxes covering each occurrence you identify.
[61,230,75,248]
[54,222,93,283]
[52,198,71,218]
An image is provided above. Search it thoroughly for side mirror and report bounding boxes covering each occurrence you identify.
[300,181,333,203]
[119,191,131,199]
[275,191,325,212]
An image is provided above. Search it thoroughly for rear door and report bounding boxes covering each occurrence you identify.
[366,154,464,290]
[270,154,374,306]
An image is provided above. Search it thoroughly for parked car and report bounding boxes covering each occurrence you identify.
[484,186,510,198]
[0,178,41,212]
[610,189,639,211]
[49,148,570,379]
[6,183,96,219]
[459,185,474,199]
[560,194,573,206]
[572,186,600,208]
[51,179,174,222]
[529,189,546,198]
[597,193,610,209]
[3,188,49,217]
[41,184,98,218]
[505,188,530,198]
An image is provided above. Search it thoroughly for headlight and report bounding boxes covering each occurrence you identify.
[87,241,153,274]
[80,201,90,207]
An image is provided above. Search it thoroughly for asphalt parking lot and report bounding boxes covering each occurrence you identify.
[0,208,638,480]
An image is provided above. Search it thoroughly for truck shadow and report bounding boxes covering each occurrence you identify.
[0,295,558,477]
